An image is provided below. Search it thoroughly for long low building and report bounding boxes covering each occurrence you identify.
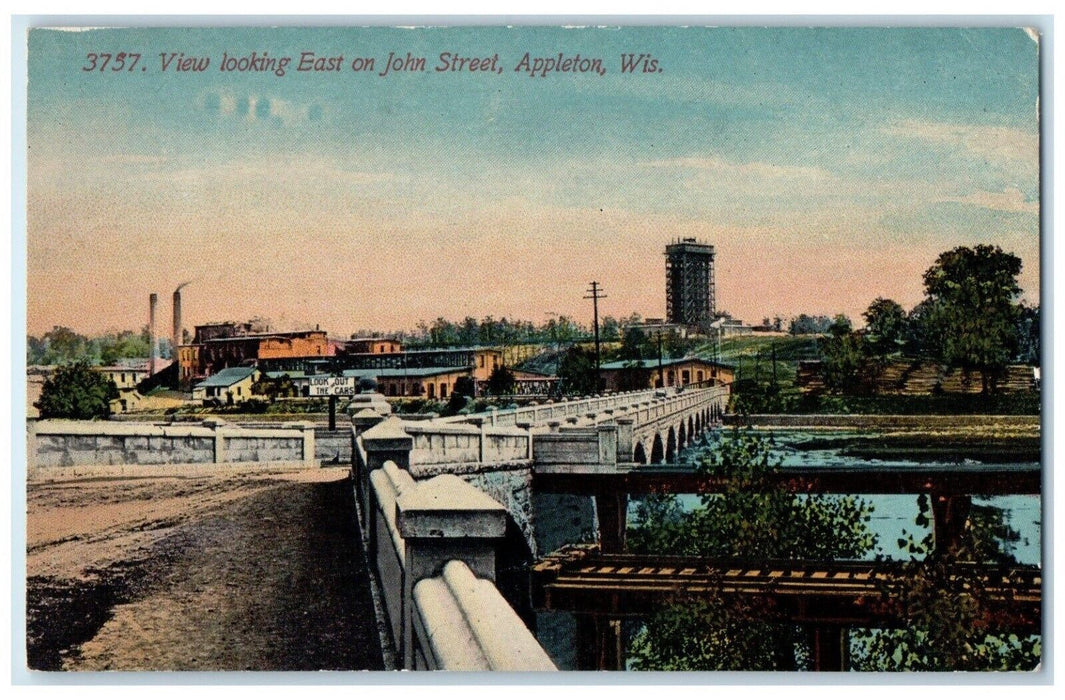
[598,357,734,392]
[265,366,480,400]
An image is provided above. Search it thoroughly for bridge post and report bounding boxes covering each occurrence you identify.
[615,418,634,463]
[516,421,534,460]
[203,418,226,464]
[809,625,847,671]
[397,474,507,670]
[360,417,414,533]
[575,615,623,671]
[931,492,973,556]
[596,425,618,467]
[595,490,628,554]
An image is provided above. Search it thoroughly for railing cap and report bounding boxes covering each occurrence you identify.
[397,474,506,538]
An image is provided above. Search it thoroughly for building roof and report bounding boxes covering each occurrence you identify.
[348,336,401,343]
[264,370,310,380]
[195,366,258,388]
[379,346,501,356]
[599,357,735,371]
[200,331,326,343]
[347,366,470,379]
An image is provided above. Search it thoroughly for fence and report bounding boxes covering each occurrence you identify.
[28,418,316,471]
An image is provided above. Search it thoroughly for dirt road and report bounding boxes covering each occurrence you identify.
[26,466,385,672]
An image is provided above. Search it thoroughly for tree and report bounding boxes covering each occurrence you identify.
[903,298,941,359]
[556,346,599,395]
[662,329,692,359]
[628,431,876,670]
[442,376,476,416]
[251,374,296,403]
[819,328,867,394]
[35,362,120,419]
[788,314,834,335]
[1015,303,1040,365]
[863,298,907,358]
[849,495,1040,671]
[599,316,621,342]
[920,245,1023,394]
[628,431,1038,672]
[27,326,95,365]
[618,327,648,361]
[486,365,516,396]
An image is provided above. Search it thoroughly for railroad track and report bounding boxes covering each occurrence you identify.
[532,546,1041,632]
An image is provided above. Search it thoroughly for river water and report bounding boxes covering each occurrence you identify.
[661,429,1042,565]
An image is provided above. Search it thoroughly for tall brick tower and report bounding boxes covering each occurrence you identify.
[665,238,716,331]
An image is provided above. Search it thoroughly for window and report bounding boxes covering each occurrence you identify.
[697,371,704,382]
[440,383,448,398]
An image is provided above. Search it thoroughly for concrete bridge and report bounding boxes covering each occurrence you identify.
[351,384,730,670]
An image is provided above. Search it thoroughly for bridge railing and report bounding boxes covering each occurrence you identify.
[531,386,728,470]
[365,459,556,671]
[412,560,556,671]
[437,388,664,428]
[404,421,531,467]
[29,418,316,473]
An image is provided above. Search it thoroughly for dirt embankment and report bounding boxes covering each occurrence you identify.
[26,466,384,672]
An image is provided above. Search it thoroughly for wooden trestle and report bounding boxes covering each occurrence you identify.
[533,546,1042,670]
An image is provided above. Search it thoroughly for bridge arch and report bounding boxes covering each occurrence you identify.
[651,433,664,464]
[633,441,648,465]
[666,427,677,463]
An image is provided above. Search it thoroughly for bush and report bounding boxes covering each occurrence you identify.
[35,362,119,419]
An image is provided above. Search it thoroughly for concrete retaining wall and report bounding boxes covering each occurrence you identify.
[725,413,1042,429]
[29,419,315,469]
[315,429,353,463]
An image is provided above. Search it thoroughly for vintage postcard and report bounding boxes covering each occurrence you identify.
[20,22,1043,676]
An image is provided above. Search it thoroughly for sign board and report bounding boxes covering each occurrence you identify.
[307,376,359,396]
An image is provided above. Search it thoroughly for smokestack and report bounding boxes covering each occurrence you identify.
[149,293,158,376]
[172,288,183,358]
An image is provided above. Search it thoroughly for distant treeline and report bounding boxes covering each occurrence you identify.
[400,313,635,348]
[27,326,171,367]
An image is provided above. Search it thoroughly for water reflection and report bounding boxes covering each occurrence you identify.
[660,428,1042,565]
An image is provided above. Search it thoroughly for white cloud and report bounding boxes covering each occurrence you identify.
[200,90,324,127]
[882,120,1038,167]
[98,154,170,166]
[640,155,834,181]
[936,187,1039,214]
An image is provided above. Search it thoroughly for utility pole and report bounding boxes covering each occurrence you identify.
[772,343,778,386]
[656,330,665,388]
[584,281,607,391]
